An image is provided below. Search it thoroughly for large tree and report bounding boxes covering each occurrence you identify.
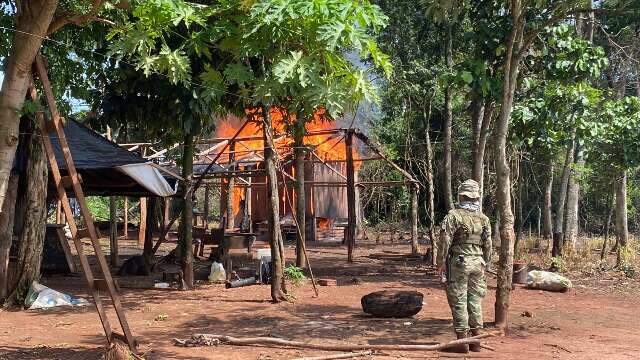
[0,0,117,213]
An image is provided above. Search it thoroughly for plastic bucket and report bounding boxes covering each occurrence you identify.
[512,261,528,284]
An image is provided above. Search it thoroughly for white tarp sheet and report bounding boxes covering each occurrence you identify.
[117,163,177,197]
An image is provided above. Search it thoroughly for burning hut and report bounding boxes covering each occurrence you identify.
[194,110,415,248]
[194,109,364,242]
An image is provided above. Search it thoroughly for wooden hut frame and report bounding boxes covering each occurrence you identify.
[190,126,421,262]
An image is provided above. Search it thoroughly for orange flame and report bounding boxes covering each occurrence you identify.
[208,107,358,164]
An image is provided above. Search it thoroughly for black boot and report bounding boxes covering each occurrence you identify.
[469,329,482,352]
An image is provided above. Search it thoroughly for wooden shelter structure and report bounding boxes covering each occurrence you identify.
[189,114,421,261]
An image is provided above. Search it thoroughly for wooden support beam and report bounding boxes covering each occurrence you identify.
[164,198,171,228]
[139,198,147,248]
[110,197,119,267]
[226,141,236,230]
[146,143,180,159]
[345,130,357,263]
[203,185,210,228]
[55,199,62,224]
[123,197,128,239]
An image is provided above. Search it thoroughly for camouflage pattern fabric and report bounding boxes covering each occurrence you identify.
[445,255,486,331]
[437,206,491,332]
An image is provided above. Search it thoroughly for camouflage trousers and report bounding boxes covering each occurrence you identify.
[446,255,487,332]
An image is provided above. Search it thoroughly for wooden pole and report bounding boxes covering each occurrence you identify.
[203,185,210,228]
[226,141,236,230]
[164,198,171,228]
[139,198,147,248]
[345,130,356,263]
[123,197,128,239]
[246,173,253,232]
[56,199,62,224]
[109,197,119,267]
[410,184,420,254]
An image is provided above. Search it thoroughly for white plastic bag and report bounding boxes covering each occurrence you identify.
[526,270,572,292]
[26,281,89,309]
[208,261,226,282]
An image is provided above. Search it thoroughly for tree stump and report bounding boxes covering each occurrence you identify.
[361,290,424,318]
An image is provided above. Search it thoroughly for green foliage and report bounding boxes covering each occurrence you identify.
[284,264,307,285]
[104,0,392,143]
[587,97,640,170]
[550,256,567,273]
[86,196,111,221]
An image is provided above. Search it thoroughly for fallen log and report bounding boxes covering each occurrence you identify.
[361,290,423,318]
[291,350,373,360]
[173,333,492,352]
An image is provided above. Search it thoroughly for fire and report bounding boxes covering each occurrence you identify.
[206,107,360,227]
[207,107,358,165]
[317,217,332,230]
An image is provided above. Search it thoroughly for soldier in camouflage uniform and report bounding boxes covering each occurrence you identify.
[437,179,491,353]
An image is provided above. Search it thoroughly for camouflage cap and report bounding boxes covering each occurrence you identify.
[458,179,480,199]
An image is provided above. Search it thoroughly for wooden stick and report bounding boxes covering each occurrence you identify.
[279,164,319,297]
[292,350,373,360]
[178,333,492,352]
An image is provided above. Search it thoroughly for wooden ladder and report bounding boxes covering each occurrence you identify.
[31,55,137,352]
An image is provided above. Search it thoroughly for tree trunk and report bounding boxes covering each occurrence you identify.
[293,127,307,268]
[471,98,494,202]
[423,103,436,265]
[179,132,194,289]
[0,175,19,300]
[345,131,357,263]
[8,118,48,305]
[601,188,614,261]
[109,196,119,267]
[552,132,575,257]
[143,197,159,268]
[494,9,523,330]
[410,185,420,254]
[0,1,58,213]
[263,107,287,302]
[564,146,583,250]
[471,97,485,180]
[514,155,524,254]
[542,162,553,240]
[442,19,454,211]
[614,170,628,267]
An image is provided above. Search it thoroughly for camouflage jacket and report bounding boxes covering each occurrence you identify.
[436,207,492,268]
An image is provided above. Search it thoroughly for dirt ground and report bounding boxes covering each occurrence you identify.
[1,240,639,360]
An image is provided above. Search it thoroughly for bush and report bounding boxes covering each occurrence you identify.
[284,265,307,286]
